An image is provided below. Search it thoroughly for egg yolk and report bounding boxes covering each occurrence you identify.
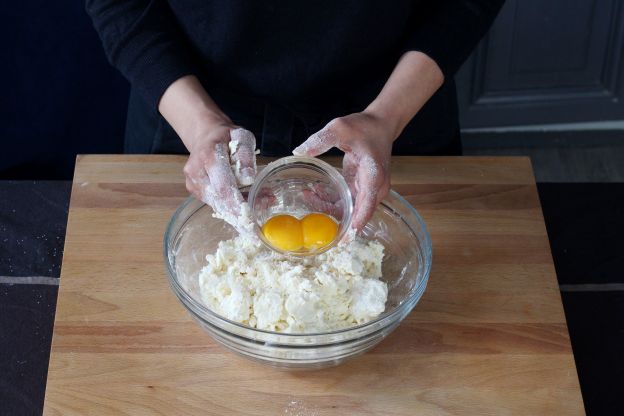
[261,215,303,251]
[261,213,338,252]
[301,213,338,250]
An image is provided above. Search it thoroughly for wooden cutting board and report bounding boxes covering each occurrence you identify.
[43,155,584,415]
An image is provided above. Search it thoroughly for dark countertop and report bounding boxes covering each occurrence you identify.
[0,181,622,415]
[539,183,624,415]
[0,181,70,415]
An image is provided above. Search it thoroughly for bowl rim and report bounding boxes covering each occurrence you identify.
[163,188,432,338]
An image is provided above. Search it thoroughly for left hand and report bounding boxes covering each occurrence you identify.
[293,111,396,231]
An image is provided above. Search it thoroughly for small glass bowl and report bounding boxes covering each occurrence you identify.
[247,156,353,256]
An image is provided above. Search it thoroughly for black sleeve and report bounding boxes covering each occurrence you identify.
[85,0,199,111]
[403,0,505,77]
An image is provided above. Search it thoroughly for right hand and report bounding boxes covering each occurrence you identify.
[183,121,257,217]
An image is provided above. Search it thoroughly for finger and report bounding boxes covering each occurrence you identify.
[351,192,377,232]
[255,186,277,211]
[302,189,342,218]
[311,183,340,204]
[183,154,208,201]
[292,123,337,157]
[229,128,257,186]
[205,142,244,216]
[185,176,203,201]
[351,156,384,232]
[342,153,358,199]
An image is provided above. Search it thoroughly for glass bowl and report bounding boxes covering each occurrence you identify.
[164,180,432,369]
[248,156,353,256]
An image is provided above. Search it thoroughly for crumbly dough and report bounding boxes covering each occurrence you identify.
[198,234,388,333]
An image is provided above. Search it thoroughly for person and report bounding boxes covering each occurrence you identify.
[87,1,504,230]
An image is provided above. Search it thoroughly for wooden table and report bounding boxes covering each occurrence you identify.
[44,155,584,415]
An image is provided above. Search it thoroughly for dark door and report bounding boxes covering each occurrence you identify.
[456,0,624,129]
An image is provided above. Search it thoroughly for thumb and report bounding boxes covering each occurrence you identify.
[293,124,337,157]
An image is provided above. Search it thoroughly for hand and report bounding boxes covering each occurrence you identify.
[293,111,395,231]
[183,121,256,217]
[157,76,257,219]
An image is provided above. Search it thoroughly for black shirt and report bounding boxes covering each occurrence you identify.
[86,0,503,155]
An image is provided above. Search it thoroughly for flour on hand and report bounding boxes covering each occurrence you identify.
[228,128,256,187]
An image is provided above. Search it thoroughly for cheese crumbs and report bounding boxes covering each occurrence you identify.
[198,233,388,333]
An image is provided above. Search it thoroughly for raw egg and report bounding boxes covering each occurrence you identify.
[261,215,303,251]
[301,213,338,250]
[261,213,338,252]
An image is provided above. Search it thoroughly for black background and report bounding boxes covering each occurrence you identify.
[1,1,129,179]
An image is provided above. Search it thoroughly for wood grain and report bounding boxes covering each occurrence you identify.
[44,155,584,415]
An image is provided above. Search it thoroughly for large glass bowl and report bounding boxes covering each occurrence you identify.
[164,183,432,369]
